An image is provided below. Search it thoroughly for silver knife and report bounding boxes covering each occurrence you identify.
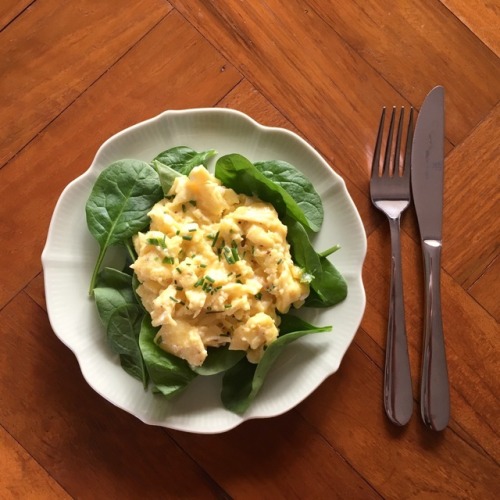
[411,86,450,431]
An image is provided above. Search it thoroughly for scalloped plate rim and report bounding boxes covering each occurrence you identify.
[41,107,367,434]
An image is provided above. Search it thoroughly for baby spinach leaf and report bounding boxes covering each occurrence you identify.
[123,240,146,311]
[304,255,348,307]
[277,313,331,334]
[86,159,163,293]
[221,319,331,414]
[285,216,348,308]
[192,346,246,376]
[107,304,148,388]
[95,266,134,291]
[152,146,218,195]
[151,159,182,197]
[215,154,320,232]
[94,268,137,327]
[220,360,256,414]
[139,316,197,398]
[153,146,217,176]
[254,160,323,231]
[285,216,322,280]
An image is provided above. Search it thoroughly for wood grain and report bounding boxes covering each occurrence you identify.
[0,0,171,168]
[298,343,500,499]
[170,0,500,190]
[1,0,499,497]
[363,228,500,463]
[0,11,241,309]
[0,427,69,499]
[171,413,380,499]
[442,103,500,288]
[171,0,414,191]
[0,0,33,29]
[0,293,224,499]
[440,0,500,56]
[468,256,500,321]
[24,273,46,311]
[305,0,500,144]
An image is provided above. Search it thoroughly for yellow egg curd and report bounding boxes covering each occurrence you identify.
[131,166,309,366]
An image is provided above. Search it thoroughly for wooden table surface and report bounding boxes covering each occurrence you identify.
[1,1,499,498]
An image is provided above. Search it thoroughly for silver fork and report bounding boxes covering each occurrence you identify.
[370,106,414,426]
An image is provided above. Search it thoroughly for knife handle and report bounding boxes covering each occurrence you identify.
[384,216,413,426]
[420,240,450,431]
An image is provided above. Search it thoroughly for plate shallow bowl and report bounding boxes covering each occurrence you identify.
[42,108,367,433]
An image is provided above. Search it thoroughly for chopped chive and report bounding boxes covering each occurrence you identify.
[145,235,167,248]
[277,258,283,264]
[231,247,240,261]
[176,230,180,235]
[182,235,193,241]
[227,272,233,277]
[235,273,242,278]
[163,256,175,265]
[255,292,262,300]
[236,279,243,284]
[175,267,182,273]
[169,296,179,303]
[205,275,215,283]
[179,300,186,306]
[194,277,205,287]
[200,264,207,268]
[175,286,183,291]
[182,204,186,212]
[224,304,232,309]
[211,231,219,247]
[223,251,235,265]
[189,200,197,206]
[188,228,197,232]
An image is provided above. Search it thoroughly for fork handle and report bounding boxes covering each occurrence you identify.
[384,216,413,426]
[420,241,450,431]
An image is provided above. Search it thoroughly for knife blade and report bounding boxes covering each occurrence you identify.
[411,85,450,431]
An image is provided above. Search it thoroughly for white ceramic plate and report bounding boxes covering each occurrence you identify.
[42,108,367,433]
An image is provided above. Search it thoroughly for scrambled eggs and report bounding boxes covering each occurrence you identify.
[131,166,309,366]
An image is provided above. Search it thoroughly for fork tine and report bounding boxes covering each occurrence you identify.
[371,107,386,179]
[402,107,414,178]
[394,107,405,176]
[382,107,396,176]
